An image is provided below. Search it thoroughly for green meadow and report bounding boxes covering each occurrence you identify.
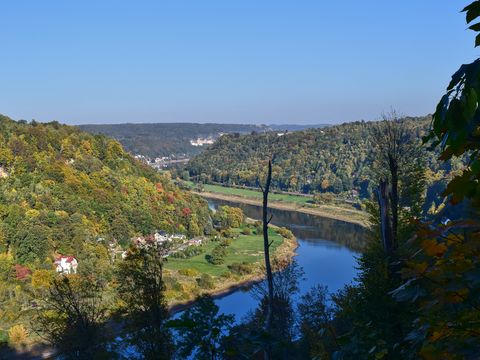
[165,227,284,277]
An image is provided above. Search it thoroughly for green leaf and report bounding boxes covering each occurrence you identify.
[447,65,466,90]
[463,2,480,23]
[475,33,480,47]
[464,87,478,119]
[469,22,480,31]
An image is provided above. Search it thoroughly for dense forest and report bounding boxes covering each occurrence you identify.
[187,116,464,203]
[79,123,326,159]
[0,114,213,261]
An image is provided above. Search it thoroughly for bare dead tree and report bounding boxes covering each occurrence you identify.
[377,180,394,254]
[373,110,419,252]
[259,158,274,360]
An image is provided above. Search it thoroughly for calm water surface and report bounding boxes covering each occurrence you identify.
[208,199,366,321]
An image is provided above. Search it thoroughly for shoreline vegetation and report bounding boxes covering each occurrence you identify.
[193,189,370,228]
[166,221,298,313]
[169,238,298,314]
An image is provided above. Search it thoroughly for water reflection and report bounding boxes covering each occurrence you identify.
[209,199,366,251]
[207,199,366,321]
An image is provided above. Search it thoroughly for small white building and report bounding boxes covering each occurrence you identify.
[154,232,169,243]
[190,137,215,146]
[54,256,78,274]
[188,238,203,246]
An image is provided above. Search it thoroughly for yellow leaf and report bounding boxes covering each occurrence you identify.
[421,239,447,257]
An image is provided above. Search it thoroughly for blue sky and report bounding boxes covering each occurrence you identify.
[0,1,478,125]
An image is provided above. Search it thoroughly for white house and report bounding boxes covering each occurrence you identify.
[154,232,169,243]
[188,238,203,246]
[54,256,78,274]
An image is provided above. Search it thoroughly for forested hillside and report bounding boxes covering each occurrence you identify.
[0,114,212,264]
[79,122,328,159]
[187,116,464,200]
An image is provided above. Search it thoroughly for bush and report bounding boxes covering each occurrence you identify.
[313,192,336,204]
[179,268,200,277]
[0,330,8,347]
[170,246,204,259]
[228,262,253,275]
[164,277,182,291]
[196,274,215,289]
[8,324,28,346]
[207,245,227,265]
[242,227,251,235]
[221,228,236,238]
[178,281,199,295]
[31,269,54,289]
[254,221,263,235]
[220,238,232,247]
[276,227,294,240]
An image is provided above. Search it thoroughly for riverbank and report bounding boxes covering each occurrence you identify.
[167,226,298,313]
[194,190,370,228]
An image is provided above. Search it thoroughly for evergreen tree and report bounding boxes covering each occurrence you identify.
[169,295,234,360]
[116,245,173,360]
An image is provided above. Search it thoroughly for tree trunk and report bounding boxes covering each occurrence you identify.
[262,159,274,360]
[377,180,393,254]
[388,154,399,250]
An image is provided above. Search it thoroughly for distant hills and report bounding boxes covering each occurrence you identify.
[79,122,329,159]
[186,116,465,206]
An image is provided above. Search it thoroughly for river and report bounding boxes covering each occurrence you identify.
[207,199,366,321]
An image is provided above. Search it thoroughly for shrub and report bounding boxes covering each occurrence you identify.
[179,268,200,277]
[8,324,28,346]
[221,228,236,238]
[254,221,263,235]
[164,290,179,301]
[220,238,232,247]
[170,246,204,259]
[313,192,336,204]
[0,330,8,347]
[228,262,253,275]
[207,245,227,265]
[242,227,251,235]
[220,271,232,279]
[196,274,215,289]
[164,277,182,291]
[31,269,54,289]
[179,281,199,295]
[276,227,294,240]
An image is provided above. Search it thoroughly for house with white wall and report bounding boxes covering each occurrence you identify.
[54,256,78,274]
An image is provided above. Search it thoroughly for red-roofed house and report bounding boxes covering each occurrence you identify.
[54,256,78,274]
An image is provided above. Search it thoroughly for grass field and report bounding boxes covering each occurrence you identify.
[165,227,284,276]
[186,181,312,205]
